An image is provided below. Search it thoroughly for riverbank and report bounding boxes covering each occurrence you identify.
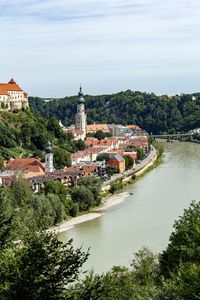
[48,192,130,233]
[49,147,159,234]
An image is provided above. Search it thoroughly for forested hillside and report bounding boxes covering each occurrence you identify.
[29,91,200,134]
[0,110,85,163]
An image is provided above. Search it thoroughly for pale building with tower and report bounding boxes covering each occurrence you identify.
[0,78,29,111]
[45,141,54,173]
[75,86,87,140]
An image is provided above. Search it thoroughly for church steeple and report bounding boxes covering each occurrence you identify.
[75,86,87,140]
[78,85,85,104]
[45,141,54,173]
[78,85,83,97]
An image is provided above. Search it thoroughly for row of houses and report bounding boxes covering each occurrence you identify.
[62,123,146,140]
[0,132,149,192]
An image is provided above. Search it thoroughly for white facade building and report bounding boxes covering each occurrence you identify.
[0,78,29,111]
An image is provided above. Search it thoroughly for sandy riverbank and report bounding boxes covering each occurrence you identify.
[48,191,130,234]
[49,149,159,235]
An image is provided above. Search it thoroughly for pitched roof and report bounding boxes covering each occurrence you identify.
[5,158,45,173]
[87,124,109,132]
[0,79,24,95]
[126,125,142,130]
[109,153,124,162]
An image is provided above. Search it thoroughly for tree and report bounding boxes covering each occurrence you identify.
[10,177,32,206]
[94,130,107,140]
[123,155,134,169]
[68,265,159,300]
[53,148,71,169]
[131,248,159,286]
[71,186,94,212]
[96,153,110,162]
[79,176,102,206]
[0,232,89,300]
[75,139,86,151]
[47,193,66,224]
[44,180,68,204]
[160,201,200,276]
[31,194,55,229]
[137,148,145,160]
[47,117,63,139]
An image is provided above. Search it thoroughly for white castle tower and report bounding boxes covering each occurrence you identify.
[45,141,54,173]
[75,86,87,140]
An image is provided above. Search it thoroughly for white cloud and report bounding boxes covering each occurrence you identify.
[1,0,200,96]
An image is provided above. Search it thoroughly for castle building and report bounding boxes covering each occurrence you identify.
[75,86,87,140]
[45,141,54,173]
[0,78,29,111]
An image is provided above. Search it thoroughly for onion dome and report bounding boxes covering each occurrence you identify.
[46,141,52,154]
[78,86,85,104]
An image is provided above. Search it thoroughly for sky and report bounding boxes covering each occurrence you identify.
[1,0,200,97]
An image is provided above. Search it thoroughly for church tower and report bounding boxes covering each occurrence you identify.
[45,141,54,173]
[75,86,87,140]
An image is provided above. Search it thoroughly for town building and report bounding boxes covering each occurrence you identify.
[107,153,125,174]
[87,124,109,134]
[0,78,29,111]
[4,158,45,179]
[75,86,87,140]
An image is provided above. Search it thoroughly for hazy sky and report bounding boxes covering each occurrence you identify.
[1,0,200,97]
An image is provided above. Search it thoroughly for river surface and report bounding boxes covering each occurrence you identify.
[59,141,200,273]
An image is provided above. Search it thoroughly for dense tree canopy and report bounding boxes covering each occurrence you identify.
[0,182,199,299]
[29,91,200,134]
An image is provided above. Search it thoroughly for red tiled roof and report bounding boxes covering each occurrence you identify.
[0,79,24,95]
[126,125,142,130]
[87,124,109,132]
[5,158,45,173]
[82,165,97,174]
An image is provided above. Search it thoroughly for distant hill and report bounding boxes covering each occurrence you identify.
[29,91,200,134]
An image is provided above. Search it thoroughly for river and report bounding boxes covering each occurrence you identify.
[59,141,200,273]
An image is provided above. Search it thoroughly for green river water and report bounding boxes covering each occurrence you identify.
[59,141,200,273]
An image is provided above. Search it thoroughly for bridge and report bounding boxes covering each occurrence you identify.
[150,133,193,142]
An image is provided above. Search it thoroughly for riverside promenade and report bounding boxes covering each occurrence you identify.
[102,145,158,191]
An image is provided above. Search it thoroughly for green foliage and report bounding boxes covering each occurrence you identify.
[11,177,32,206]
[44,180,68,203]
[110,179,123,193]
[53,148,71,169]
[0,190,199,299]
[29,91,200,134]
[74,139,86,151]
[71,186,94,212]
[0,232,89,300]
[131,248,159,286]
[0,124,18,148]
[161,263,200,300]
[0,110,81,160]
[94,130,112,140]
[47,193,66,224]
[160,201,200,276]
[47,117,63,138]
[79,176,102,206]
[136,148,145,160]
[123,155,134,169]
[68,265,159,300]
[31,194,55,229]
[96,153,110,162]
[70,176,102,212]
